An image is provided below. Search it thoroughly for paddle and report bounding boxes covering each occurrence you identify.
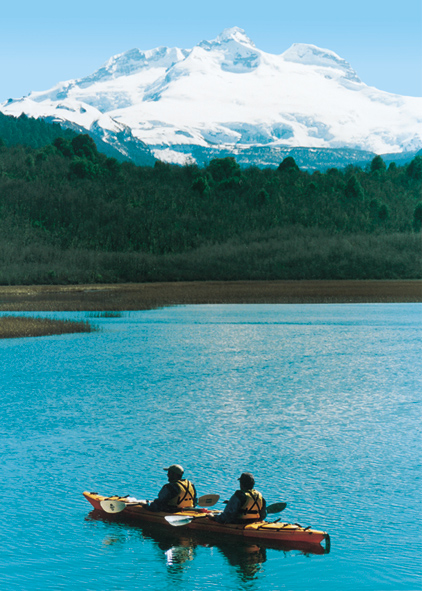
[221,500,287,514]
[165,514,210,527]
[267,502,287,514]
[197,494,220,508]
[100,499,143,513]
[100,494,220,514]
[165,501,287,527]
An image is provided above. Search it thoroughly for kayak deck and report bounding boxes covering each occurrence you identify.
[83,491,330,550]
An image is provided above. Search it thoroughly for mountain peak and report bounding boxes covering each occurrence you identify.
[2,28,421,163]
[197,27,260,73]
[199,27,256,50]
[214,27,255,47]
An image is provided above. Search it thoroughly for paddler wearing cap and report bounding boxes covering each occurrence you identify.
[146,464,197,512]
[211,472,267,524]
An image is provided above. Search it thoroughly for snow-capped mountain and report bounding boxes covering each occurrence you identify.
[2,27,421,167]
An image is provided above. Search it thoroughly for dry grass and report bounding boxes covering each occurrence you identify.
[1,280,419,338]
[0,280,420,313]
[0,315,94,339]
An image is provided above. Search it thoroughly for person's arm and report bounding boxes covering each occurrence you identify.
[158,483,176,504]
[148,483,176,511]
[213,491,244,523]
[260,497,267,520]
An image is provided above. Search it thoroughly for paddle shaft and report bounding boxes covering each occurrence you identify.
[222,500,287,514]
[101,493,219,514]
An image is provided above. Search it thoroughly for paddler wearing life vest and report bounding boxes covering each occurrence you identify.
[211,472,267,524]
[146,464,197,512]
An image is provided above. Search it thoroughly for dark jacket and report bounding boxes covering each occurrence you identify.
[147,479,197,512]
[213,488,266,524]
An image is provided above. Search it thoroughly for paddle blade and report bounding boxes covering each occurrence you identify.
[267,502,287,514]
[100,500,127,514]
[197,494,220,507]
[165,515,194,527]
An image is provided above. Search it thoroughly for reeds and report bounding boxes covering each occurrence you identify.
[0,315,94,339]
[0,279,420,314]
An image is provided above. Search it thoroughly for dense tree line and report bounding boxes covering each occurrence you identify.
[0,132,421,283]
[0,112,76,149]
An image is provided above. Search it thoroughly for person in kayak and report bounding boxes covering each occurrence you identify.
[147,464,197,512]
[211,472,266,524]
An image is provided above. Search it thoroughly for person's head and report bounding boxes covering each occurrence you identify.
[164,464,184,482]
[238,472,255,490]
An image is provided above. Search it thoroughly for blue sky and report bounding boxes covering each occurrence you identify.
[1,0,421,102]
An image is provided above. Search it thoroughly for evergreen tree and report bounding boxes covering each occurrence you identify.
[407,156,422,181]
[71,135,98,161]
[413,203,422,232]
[345,174,365,201]
[191,176,210,196]
[370,155,386,173]
[277,156,300,173]
[207,157,241,183]
[69,157,98,179]
[54,137,74,158]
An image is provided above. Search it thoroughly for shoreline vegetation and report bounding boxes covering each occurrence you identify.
[0,280,421,312]
[0,131,421,286]
[0,315,93,339]
[1,280,420,338]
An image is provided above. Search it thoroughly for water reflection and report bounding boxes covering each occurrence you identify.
[217,542,267,582]
[165,543,195,566]
[87,510,327,583]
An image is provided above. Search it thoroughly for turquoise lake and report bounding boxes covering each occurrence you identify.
[1,304,421,591]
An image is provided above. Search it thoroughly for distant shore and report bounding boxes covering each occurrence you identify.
[0,280,421,312]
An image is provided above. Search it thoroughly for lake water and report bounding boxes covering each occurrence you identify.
[1,304,421,591]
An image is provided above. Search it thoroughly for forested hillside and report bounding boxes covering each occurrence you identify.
[0,112,77,148]
[0,112,155,166]
[0,130,421,284]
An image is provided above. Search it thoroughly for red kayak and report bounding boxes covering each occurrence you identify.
[83,491,330,551]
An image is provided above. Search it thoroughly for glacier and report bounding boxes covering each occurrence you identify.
[1,26,421,168]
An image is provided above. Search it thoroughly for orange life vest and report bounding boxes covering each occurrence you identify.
[166,479,196,508]
[238,489,264,521]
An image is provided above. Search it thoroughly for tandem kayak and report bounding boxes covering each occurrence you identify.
[83,491,330,551]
